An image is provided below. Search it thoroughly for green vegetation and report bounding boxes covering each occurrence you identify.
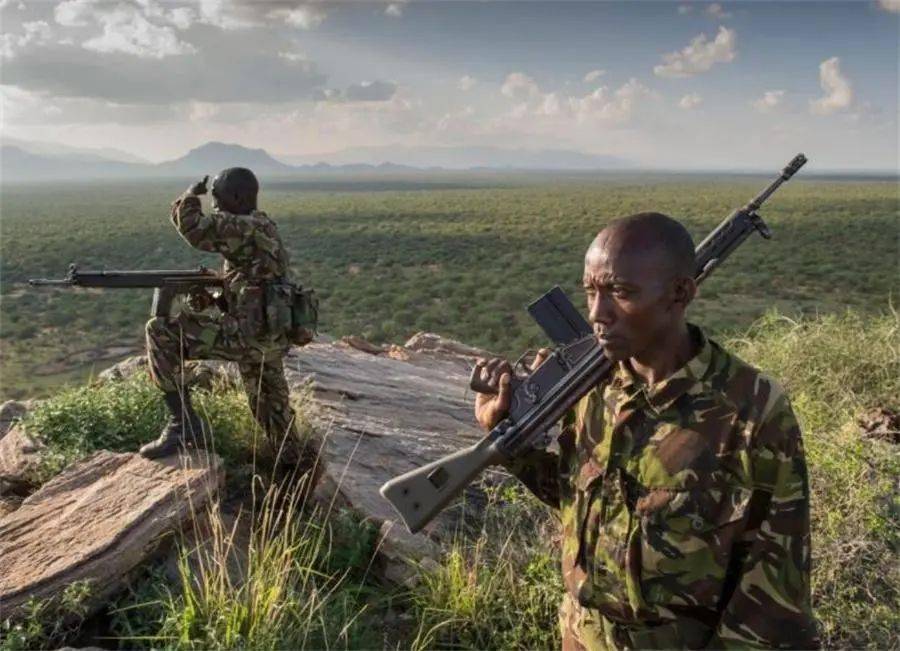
[1,175,896,398]
[730,309,900,649]
[6,308,897,650]
[1,581,93,651]
[1,175,897,649]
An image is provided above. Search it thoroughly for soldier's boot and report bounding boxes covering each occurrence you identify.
[139,390,208,459]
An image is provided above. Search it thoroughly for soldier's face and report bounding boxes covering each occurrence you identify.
[582,232,685,363]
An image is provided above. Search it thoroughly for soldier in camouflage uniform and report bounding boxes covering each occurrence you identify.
[474,212,818,649]
[140,168,316,466]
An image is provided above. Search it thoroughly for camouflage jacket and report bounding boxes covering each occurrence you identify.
[171,192,293,340]
[507,325,819,649]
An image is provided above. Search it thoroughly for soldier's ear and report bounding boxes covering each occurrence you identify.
[672,276,696,308]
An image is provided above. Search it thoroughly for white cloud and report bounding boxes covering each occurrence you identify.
[677,4,692,14]
[679,92,702,109]
[877,0,900,12]
[583,69,606,83]
[654,26,736,78]
[568,78,657,123]
[810,57,853,115]
[81,5,196,58]
[278,50,308,62]
[705,3,731,19]
[0,20,53,58]
[457,75,476,91]
[282,4,327,29]
[385,1,409,17]
[501,72,540,100]
[752,89,784,113]
[54,0,93,26]
[436,105,475,132]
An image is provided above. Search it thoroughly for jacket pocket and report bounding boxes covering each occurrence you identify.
[236,285,266,340]
[638,484,751,608]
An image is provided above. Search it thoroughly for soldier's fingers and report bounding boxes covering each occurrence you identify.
[488,360,512,389]
[496,373,511,412]
[531,348,551,371]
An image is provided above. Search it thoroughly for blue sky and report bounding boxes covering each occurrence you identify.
[1,0,897,170]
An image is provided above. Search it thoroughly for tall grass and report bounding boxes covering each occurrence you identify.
[8,308,899,649]
[729,308,900,649]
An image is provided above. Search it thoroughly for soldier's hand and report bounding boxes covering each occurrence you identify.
[473,349,552,431]
[188,175,209,196]
[474,357,513,431]
[186,287,215,312]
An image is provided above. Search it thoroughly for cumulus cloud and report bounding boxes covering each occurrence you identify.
[583,69,606,83]
[82,6,197,58]
[457,75,476,91]
[654,26,736,78]
[877,0,900,12]
[345,80,397,102]
[568,78,657,123]
[678,92,702,109]
[705,3,731,19]
[810,57,853,115]
[1,20,53,58]
[752,89,784,113]
[281,4,327,29]
[499,73,657,126]
[385,1,409,17]
[316,80,398,103]
[501,72,540,100]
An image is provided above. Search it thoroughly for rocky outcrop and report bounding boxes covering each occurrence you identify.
[72,333,506,583]
[0,450,223,620]
[0,399,34,440]
[280,335,503,581]
[0,424,46,495]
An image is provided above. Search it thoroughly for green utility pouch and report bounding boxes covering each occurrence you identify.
[265,282,318,345]
[265,282,294,334]
[289,287,318,345]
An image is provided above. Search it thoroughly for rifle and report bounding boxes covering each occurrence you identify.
[380,154,808,534]
[28,263,223,317]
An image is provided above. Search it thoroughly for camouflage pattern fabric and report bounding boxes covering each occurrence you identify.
[146,191,304,458]
[507,325,819,649]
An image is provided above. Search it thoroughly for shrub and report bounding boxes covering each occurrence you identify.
[728,309,900,649]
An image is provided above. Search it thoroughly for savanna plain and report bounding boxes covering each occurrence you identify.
[0,174,897,649]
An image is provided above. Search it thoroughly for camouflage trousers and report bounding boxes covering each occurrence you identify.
[559,593,715,650]
[146,313,300,460]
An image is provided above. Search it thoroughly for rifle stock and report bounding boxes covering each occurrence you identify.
[379,433,505,533]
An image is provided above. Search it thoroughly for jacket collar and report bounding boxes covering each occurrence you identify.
[608,324,712,414]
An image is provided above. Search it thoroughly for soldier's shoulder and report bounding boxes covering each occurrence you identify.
[703,338,788,425]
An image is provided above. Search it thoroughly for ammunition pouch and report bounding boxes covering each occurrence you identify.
[265,281,318,346]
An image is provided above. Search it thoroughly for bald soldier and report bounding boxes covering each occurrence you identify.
[474,213,818,649]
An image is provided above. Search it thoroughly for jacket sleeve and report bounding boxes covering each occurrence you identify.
[170,192,254,255]
[499,410,574,510]
[715,392,820,649]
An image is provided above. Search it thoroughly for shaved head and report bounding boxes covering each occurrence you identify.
[588,212,695,281]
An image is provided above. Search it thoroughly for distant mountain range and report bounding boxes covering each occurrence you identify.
[0,139,632,183]
[279,144,631,170]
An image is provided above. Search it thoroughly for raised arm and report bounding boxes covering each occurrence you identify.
[170,177,254,255]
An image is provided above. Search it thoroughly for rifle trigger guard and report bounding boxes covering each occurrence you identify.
[513,349,537,378]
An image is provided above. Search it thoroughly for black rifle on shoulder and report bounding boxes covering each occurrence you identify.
[28,263,223,317]
[380,153,808,534]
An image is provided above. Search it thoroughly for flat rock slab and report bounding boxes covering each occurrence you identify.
[0,449,222,619]
[283,341,501,568]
